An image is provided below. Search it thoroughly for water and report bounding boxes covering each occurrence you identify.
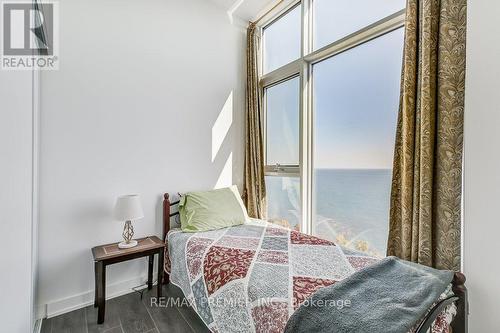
[266,169,392,257]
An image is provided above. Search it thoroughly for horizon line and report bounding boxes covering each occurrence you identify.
[314,167,393,170]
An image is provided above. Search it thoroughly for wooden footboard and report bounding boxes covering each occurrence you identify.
[414,272,467,333]
[161,192,468,331]
[450,272,468,333]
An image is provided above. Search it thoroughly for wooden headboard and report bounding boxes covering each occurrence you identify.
[161,192,467,333]
[162,193,180,242]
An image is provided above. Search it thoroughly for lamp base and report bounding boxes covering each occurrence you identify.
[118,240,138,249]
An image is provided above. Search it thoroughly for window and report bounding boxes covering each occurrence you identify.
[266,175,301,230]
[265,77,300,166]
[264,76,301,230]
[260,1,405,256]
[312,28,404,256]
[263,5,301,74]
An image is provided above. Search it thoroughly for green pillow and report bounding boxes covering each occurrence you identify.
[179,186,249,232]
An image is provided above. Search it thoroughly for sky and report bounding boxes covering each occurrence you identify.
[314,27,404,169]
[265,0,405,169]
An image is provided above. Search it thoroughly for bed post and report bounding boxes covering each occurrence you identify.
[451,272,468,333]
[162,193,171,284]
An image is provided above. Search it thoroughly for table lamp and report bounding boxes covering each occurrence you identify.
[114,194,144,249]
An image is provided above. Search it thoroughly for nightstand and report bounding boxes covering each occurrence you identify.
[91,236,165,324]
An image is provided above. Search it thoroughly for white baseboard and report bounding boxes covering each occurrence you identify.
[36,273,155,319]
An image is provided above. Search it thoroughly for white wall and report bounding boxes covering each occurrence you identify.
[37,0,246,316]
[0,71,35,330]
[464,1,500,332]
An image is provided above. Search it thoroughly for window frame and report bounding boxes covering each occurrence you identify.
[263,74,301,176]
[258,0,406,234]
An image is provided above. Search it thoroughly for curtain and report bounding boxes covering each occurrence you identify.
[243,23,267,219]
[387,0,466,271]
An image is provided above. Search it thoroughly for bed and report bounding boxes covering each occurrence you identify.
[161,193,468,333]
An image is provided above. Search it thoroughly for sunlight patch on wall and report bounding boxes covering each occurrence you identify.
[215,152,233,189]
[212,91,233,162]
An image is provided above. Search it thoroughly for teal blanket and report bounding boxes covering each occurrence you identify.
[285,256,454,333]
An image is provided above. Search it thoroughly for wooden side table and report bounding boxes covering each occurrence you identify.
[91,236,165,324]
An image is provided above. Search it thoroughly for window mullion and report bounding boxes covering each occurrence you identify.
[302,0,313,57]
[301,0,313,235]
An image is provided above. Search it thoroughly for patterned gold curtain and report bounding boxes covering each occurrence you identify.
[243,23,267,219]
[387,0,466,271]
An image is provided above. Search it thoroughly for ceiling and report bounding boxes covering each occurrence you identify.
[208,0,277,22]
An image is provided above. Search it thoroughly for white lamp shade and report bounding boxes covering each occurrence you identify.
[114,194,144,221]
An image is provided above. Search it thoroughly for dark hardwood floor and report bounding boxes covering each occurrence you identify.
[41,284,210,333]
